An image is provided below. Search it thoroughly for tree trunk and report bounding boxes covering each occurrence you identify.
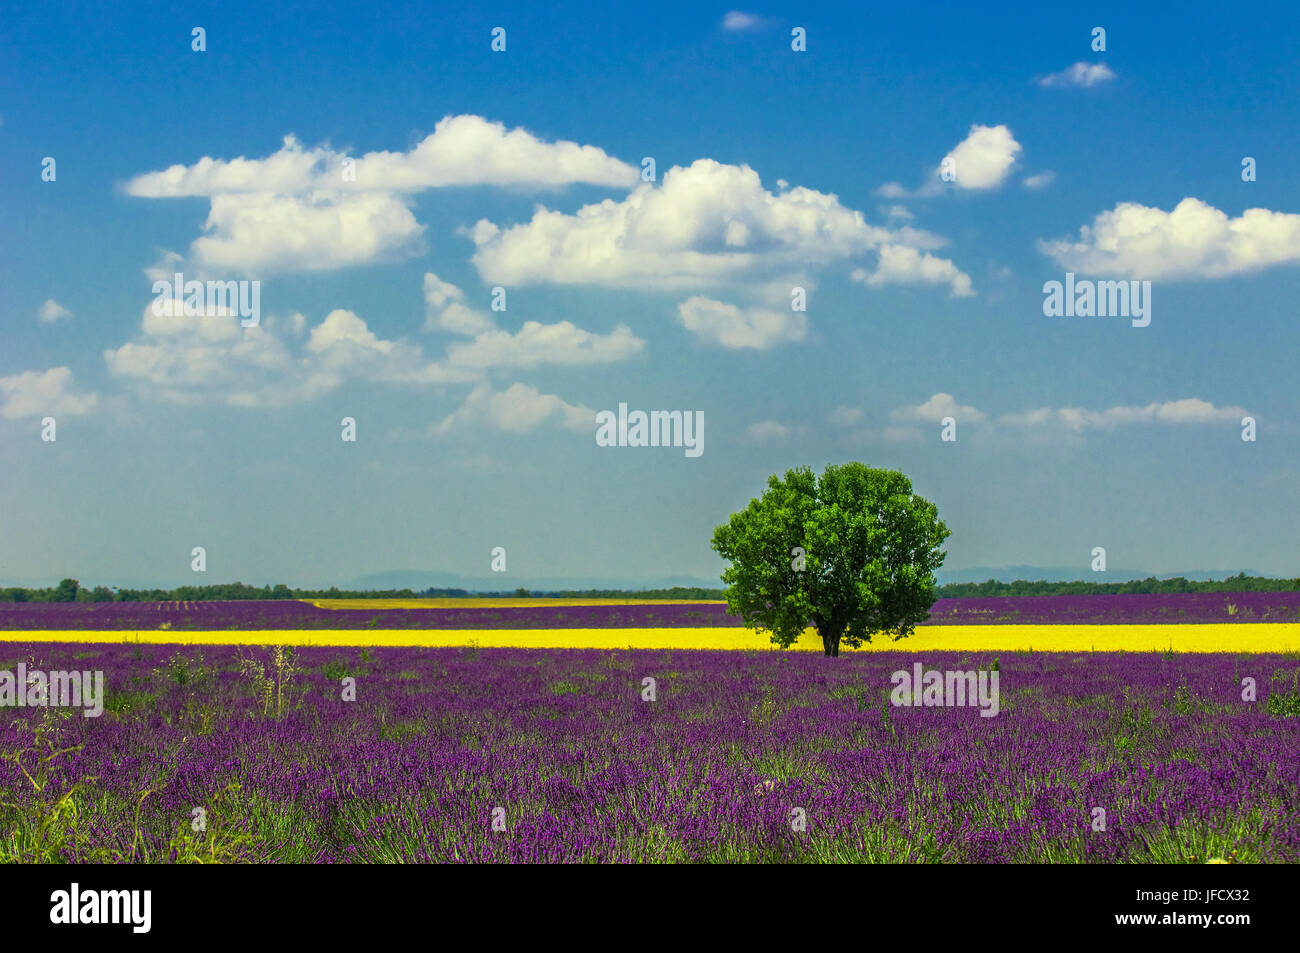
[821,630,842,657]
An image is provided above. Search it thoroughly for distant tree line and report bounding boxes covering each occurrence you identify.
[932,573,1300,598]
[0,580,430,603]
[2,574,1297,603]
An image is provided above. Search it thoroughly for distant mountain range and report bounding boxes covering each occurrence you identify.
[342,570,724,593]
[933,566,1264,585]
[346,566,1269,592]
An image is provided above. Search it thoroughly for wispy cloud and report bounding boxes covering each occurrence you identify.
[38,299,72,323]
[1038,62,1116,88]
[892,392,988,425]
[835,394,1250,440]
[424,272,644,368]
[828,406,864,427]
[432,382,593,435]
[743,419,795,443]
[722,11,769,31]
[1001,398,1250,432]
[677,296,807,349]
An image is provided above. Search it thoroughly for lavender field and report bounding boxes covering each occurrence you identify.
[5,590,1300,629]
[2,643,1297,863]
[925,592,1300,625]
[0,600,734,630]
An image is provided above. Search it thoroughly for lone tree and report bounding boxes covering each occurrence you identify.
[711,463,950,656]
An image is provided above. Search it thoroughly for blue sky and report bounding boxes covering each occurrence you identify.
[2,0,1299,588]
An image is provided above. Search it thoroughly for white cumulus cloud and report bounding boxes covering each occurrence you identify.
[191,191,425,276]
[469,158,943,290]
[852,246,974,297]
[124,116,639,276]
[104,299,470,407]
[1040,197,1300,279]
[125,116,638,197]
[0,367,98,419]
[942,124,1022,190]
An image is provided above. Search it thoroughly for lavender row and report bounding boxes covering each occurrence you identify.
[4,591,1300,630]
[0,600,737,630]
[1,644,1296,862]
[927,591,1300,625]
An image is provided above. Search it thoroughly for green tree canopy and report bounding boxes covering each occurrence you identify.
[711,463,950,656]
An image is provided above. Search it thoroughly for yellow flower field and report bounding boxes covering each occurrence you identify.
[2,624,1297,652]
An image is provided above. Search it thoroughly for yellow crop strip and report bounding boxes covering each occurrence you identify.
[2,624,1297,652]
